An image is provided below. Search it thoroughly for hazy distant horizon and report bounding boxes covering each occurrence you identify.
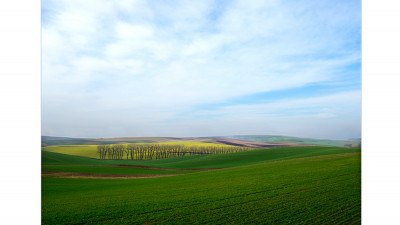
[42,0,361,140]
[41,134,361,141]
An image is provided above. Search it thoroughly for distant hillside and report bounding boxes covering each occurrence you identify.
[41,136,75,141]
[41,136,171,146]
[42,135,361,148]
[224,135,361,148]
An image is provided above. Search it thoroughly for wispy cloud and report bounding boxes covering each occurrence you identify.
[191,90,361,117]
[42,0,361,139]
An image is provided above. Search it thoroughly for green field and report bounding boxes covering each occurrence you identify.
[42,165,194,175]
[43,145,360,168]
[42,145,99,158]
[42,146,360,224]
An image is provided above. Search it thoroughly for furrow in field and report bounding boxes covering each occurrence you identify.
[74,175,358,225]
[44,164,219,171]
[149,177,359,224]
[42,152,360,225]
[42,170,183,179]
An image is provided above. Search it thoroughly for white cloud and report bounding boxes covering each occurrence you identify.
[41,0,361,139]
[193,90,361,118]
[115,22,154,40]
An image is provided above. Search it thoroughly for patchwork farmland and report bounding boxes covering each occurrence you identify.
[42,137,361,224]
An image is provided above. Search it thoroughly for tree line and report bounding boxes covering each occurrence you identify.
[97,143,251,161]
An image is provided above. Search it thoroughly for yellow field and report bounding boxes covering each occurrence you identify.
[42,142,238,159]
[42,145,99,158]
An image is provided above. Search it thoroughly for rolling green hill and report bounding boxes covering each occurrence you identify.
[42,151,361,224]
[42,151,106,165]
[42,165,193,175]
[42,146,360,169]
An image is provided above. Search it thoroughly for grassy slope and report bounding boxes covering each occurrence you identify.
[43,146,361,169]
[42,151,106,165]
[42,166,193,175]
[156,146,360,169]
[42,152,361,224]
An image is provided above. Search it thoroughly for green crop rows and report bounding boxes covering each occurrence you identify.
[42,166,194,175]
[42,146,361,224]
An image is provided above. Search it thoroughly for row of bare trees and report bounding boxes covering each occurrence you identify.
[97,144,126,160]
[97,144,251,161]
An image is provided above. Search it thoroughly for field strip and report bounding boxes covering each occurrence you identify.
[264,197,356,225]
[226,152,361,170]
[297,201,358,224]
[41,170,183,179]
[53,172,355,210]
[44,164,221,171]
[188,189,356,225]
[73,175,358,224]
[324,205,361,225]
[267,151,361,163]
[80,176,358,224]
[153,177,359,224]
[348,217,361,225]
[43,156,63,162]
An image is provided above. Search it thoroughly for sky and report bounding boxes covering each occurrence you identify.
[41,0,361,140]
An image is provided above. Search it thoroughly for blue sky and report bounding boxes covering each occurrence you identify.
[41,0,361,139]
